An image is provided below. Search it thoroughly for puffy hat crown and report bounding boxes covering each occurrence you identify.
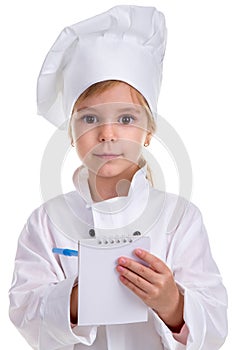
[37,5,167,127]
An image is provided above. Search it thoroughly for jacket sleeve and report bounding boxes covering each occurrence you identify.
[155,202,228,349]
[9,206,97,350]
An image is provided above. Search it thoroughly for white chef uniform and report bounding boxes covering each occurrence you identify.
[9,5,228,350]
[9,166,228,349]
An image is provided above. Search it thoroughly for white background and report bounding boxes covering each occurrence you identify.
[1,0,232,348]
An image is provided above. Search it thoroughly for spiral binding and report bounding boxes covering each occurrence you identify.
[97,231,141,245]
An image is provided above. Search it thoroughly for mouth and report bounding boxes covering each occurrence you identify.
[93,153,123,160]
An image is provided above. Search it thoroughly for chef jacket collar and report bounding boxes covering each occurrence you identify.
[73,164,149,209]
[72,164,151,234]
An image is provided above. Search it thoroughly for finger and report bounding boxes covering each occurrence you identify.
[119,274,148,301]
[117,266,152,298]
[117,257,158,283]
[134,249,170,274]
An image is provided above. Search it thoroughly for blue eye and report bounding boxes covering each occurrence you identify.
[118,115,135,125]
[82,115,98,124]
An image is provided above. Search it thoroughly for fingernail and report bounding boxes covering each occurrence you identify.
[135,249,142,256]
[119,257,126,264]
[117,266,124,272]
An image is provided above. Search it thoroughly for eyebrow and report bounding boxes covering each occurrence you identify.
[76,107,97,112]
[116,107,142,114]
[76,105,142,114]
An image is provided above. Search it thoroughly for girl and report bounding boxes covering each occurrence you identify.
[9,5,227,350]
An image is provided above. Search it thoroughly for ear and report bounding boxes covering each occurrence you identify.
[144,132,152,146]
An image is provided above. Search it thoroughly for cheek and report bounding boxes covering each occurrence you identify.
[75,132,95,159]
[121,128,147,144]
[122,140,142,162]
[71,122,97,146]
[121,130,147,161]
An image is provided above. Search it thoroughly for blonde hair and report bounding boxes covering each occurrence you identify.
[69,80,156,185]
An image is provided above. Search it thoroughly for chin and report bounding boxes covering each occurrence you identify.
[95,159,138,179]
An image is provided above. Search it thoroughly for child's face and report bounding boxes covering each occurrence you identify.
[71,82,151,178]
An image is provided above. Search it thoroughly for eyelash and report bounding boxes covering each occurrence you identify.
[82,115,98,124]
[118,115,136,124]
[80,114,136,125]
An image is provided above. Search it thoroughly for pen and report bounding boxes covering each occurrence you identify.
[52,248,78,256]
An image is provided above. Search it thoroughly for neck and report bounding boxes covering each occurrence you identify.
[88,164,140,202]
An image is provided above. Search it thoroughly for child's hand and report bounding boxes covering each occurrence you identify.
[116,249,184,331]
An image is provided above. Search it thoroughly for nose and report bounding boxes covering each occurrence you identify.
[98,122,116,142]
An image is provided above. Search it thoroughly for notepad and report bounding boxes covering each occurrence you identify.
[78,235,150,326]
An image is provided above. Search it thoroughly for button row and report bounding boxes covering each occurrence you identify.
[88,229,141,237]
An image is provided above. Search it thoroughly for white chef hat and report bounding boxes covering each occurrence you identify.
[37,5,167,128]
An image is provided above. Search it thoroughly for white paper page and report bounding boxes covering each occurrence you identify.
[78,236,150,326]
